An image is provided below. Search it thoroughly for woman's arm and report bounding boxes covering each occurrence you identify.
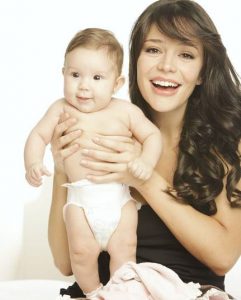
[78,137,241,276]
[48,169,72,275]
[138,172,241,276]
[48,113,81,275]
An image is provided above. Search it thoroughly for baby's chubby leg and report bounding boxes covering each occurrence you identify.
[64,204,101,294]
[107,200,138,276]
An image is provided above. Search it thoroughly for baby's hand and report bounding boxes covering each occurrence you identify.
[128,158,153,181]
[25,163,51,187]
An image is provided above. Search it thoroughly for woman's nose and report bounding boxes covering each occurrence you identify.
[157,53,177,73]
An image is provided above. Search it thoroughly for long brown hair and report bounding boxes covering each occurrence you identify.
[129,0,241,214]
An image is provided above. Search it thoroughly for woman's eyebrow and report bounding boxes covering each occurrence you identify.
[145,38,198,46]
[178,41,200,50]
[144,38,200,52]
[144,38,163,44]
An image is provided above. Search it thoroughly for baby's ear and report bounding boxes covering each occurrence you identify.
[62,67,65,75]
[114,76,125,93]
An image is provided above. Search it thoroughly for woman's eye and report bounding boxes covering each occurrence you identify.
[180,53,194,59]
[145,47,160,54]
[93,75,101,80]
[72,72,79,78]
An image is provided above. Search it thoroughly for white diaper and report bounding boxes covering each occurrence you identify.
[63,180,140,250]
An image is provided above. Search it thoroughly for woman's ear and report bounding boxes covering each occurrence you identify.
[196,76,202,85]
[114,76,125,94]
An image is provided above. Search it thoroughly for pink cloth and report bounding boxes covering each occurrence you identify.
[96,261,201,300]
[197,288,231,300]
[94,262,232,300]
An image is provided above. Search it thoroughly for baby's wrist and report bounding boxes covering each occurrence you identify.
[27,161,42,171]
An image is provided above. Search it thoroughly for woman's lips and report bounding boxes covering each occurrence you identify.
[151,80,180,95]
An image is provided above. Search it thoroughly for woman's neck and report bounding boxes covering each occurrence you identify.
[152,109,184,142]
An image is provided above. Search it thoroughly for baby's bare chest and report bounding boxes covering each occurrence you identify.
[65,107,130,136]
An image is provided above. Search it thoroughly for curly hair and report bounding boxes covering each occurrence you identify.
[129,0,241,215]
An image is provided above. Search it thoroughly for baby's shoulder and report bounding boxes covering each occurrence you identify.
[49,98,66,109]
[44,98,65,117]
[111,97,141,113]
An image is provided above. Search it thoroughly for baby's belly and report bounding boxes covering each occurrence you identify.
[64,149,106,182]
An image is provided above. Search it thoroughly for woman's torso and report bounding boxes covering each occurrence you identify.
[136,205,225,289]
[134,134,224,289]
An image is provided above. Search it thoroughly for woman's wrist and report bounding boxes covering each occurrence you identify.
[137,170,169,196]
[53,167,68,181]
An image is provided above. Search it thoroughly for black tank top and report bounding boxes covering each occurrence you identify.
[136,205,225,290]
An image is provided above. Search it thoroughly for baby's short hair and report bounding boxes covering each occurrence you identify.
[65,27,123,75]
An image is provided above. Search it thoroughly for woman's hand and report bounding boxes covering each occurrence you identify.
[79,136,144,187]
[51,112,82,173]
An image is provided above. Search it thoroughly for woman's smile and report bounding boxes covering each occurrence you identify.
[151,77,180,96]
[137,24,203,113]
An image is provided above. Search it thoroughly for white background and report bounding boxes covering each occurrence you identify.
[0,0,240,297]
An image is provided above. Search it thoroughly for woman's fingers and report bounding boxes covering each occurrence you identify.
[59,112,70,123]
[92,136,134,153]
[57,130,82,150]
[51,113,81,150]
[51,113,81,172]
[54,143,80,160]
[81,148,133,163]
[51,113,81,155]
[85,168,143,187]
[101,135,134,143]
[52,115,76,140]
[80,159,127,173]
[86,173,121,183]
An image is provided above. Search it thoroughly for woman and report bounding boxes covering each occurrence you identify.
[49,0,241,298]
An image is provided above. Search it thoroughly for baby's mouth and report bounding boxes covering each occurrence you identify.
[77,96,91,101]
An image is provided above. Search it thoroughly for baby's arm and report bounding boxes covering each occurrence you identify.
[128,105,162,180]
[24,99,64,187]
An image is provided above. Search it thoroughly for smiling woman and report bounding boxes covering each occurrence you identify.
[136,25,203,114]
[48,0,241,299]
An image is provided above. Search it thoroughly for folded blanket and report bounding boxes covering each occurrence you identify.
[94,262,232,300]
[97,261,200,299]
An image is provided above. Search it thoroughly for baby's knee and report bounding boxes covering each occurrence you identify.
[71,238,100,264]
[108,232,137,258]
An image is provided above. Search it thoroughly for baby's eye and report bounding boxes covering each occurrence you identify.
[71,72,80,78]
[93,75,102,80]
[180,53,194,59]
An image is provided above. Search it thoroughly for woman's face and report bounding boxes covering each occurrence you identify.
[137,24,203,114]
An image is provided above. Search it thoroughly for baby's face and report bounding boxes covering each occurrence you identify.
[63,47,119,113]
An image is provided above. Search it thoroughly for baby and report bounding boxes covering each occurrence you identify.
[24,28,162,298]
